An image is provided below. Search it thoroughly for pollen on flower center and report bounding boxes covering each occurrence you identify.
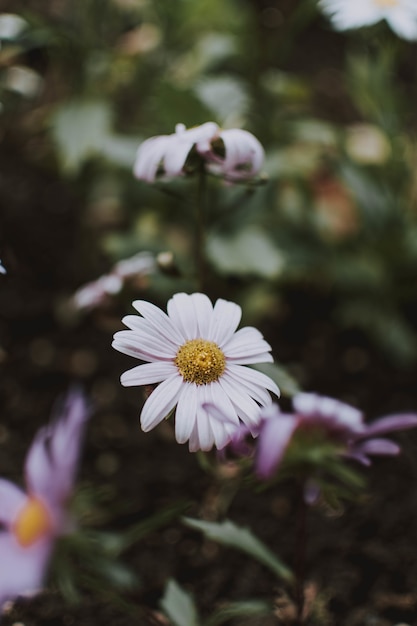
[175,338,226,385]
[13,496,53,547]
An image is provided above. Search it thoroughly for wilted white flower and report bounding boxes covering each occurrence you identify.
[319,0,417,40]
[112,292,279,452]
[133,122,264,183]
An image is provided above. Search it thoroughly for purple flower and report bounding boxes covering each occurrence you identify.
[133,122,264,183]
[0,389,90,610]
[256,393,417,479]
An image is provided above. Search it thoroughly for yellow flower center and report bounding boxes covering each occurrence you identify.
[13,496,53,547]
[175,338,226,385]
[373,0,398,6]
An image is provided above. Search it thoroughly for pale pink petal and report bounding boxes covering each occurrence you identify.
[140,375,183,432]
[0,480,27,525]
[208,299,242,345]
[121,361,177,387]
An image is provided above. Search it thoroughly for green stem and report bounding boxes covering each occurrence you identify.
[294,481,308,624]
[196,161,207,292]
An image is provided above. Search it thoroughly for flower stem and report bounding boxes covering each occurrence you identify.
[294,480,308,624]
[195,161,207,292]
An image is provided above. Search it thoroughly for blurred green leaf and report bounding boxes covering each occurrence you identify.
[207,226,285,278]
[183,517,293,583]
[51,99,113,173]
[205,600,271,626]
[161,579,200,626]
[251,362,301,397]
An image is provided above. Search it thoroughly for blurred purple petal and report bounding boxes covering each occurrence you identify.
[360,413,417,439]
[256,414,299,479]
[25,389,90,507]
[0,480,26,525]
[353,438,401,457]
[0,533,52,610]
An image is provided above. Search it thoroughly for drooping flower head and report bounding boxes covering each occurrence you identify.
[255,393,417,479]
[0,389,90,610]
[112,292,279,452]
[133,122,265,183]
[319,0,417,40]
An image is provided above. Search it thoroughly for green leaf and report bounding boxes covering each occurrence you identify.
[207,226,285,279]
[251,362,301,397]
[51,99,113,173]
[160,579,200,626]
[183,517,293,583]
[205,600,271,626]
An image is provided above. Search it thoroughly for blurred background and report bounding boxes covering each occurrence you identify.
[1,1,417,624]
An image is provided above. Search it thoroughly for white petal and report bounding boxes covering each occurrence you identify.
[121,316,180,351]
[163,140,195,177]
[167,293,199,340]
[227,364,280,398]
[218,376,262,429]
[191,293,214,337]
[174,383,199,444]
[121,362,177,387]
[387,11,417,40]
[223,326,272,360]
[205,383,240,448]
[112,331,175,362]
[208,298,242,345]
[217,129,264,179]
[223,369,272,406]
[132,300,184,344]
[140,375,183,432]
[196,403,215,451]
[133,135,171,182]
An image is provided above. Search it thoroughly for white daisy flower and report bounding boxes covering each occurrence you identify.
[319,0,417,41]
[112,292,280,452]
[133,122,265,183]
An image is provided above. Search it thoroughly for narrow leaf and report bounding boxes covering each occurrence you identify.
[160,579,200,626]
[184,517,293,583]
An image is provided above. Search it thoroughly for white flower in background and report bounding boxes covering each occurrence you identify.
[319,0,417,40]
[133,122,265,183]
[72,252,156,311]
[112,292,279,452]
